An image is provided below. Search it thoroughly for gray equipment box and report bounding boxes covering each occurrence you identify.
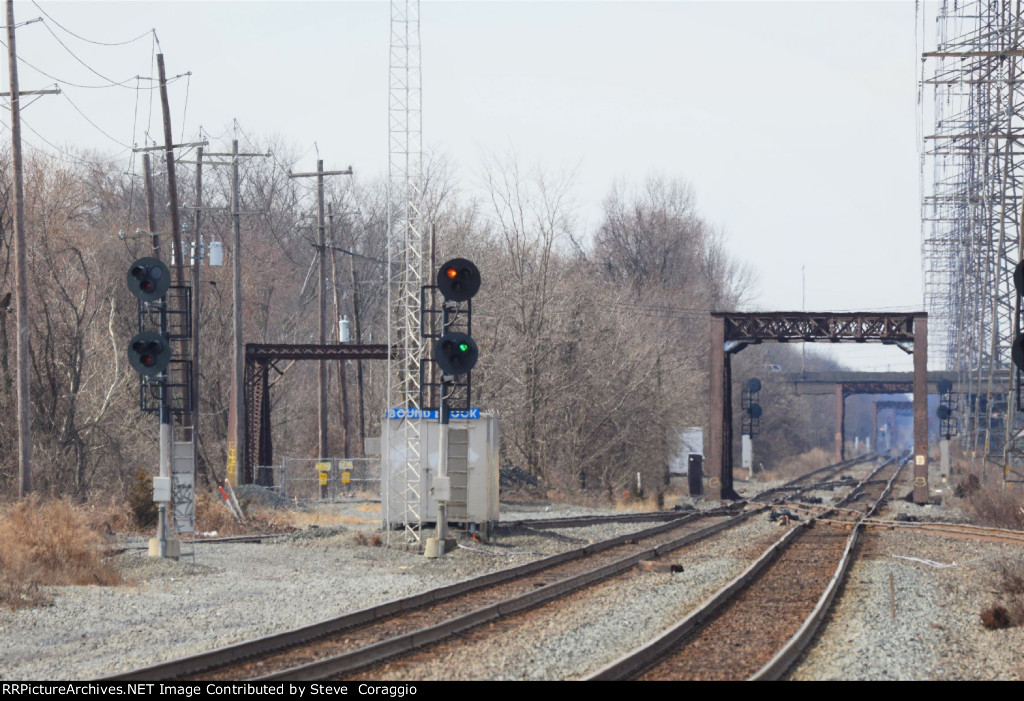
[381,413,499,528]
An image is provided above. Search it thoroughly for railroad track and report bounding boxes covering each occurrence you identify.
[106,454,878,681]
[587,456,906,681]
[856,518,1024,545]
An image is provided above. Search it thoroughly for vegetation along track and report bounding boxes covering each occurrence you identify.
[588,456,907,681]
[107,455,877,681]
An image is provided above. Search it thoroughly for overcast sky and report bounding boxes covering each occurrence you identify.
[2,0,929,371]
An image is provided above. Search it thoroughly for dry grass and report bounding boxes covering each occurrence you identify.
[0,498,121,610]
[998,556,1024,626]
[289,511,376,528]
[613,495,663,513]
[351,530,384,547]
[193,490,296,536]
[982,555,1024,630]
[966,487,1024,530]
[82,497,145,536]
[953,469,1024,531]
[758,447,833,482]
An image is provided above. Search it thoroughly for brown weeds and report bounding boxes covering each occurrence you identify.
[981,605,1011,630]
[193,489,296,536]
[757,447,833,482]
[964,484,1024,530]
[0,498,121,610]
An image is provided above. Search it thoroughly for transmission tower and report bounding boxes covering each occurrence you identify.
[386,0,425,541]
[921,0,1024,483]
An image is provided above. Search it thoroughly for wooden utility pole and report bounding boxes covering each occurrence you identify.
[231,139,243,484]
[183,140,267,485]
[143,154,159,257]
[191,146,203,485]
[156,53,184,288]
[6,0,31,497]
[289,162,352,462]
[328,204,351,458]
[349,248,367,455]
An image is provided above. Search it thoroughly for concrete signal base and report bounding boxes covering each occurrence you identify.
[423,536,458,558]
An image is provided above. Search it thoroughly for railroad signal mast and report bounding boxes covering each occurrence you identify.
[126,256,192,559]
[424,258,480,558]
[936,378,955,479]
[741,378,762,478]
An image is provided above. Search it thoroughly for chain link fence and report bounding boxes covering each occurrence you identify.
[254,457,379,502]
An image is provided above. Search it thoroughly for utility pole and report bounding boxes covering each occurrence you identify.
[231,139,243,483]
[156,53,184,288]
[183,138,269,485]
[191,146,203,487]
[176,146,233,488]
[143,154,159,257]
[349,247,367,454]
[328,204,351,458]
[289,161,353,463]
[127,52,207,554]
[6,0,30,497]
[142,51,185,558]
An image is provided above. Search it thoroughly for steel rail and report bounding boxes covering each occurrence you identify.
[262,456,881,681]
[496,510,705,531]
[258,511,759,680]
[749,458,907,680]
[503,453,877,531]
[104,455,876,681]
[585,456,900,681]
[856,519,1024,544]
[104,511,706,681]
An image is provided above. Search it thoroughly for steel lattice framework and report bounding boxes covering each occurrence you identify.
[721,312,919,345]
[242,344,393,483]
[708,312,930,504]
[387,0,426,541]
[920,0,1024,480]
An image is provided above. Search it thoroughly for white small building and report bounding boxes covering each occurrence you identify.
[381,413,500,531]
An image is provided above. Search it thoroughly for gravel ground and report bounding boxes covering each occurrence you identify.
[789,529,1024,681]
[1,483,1022,681]
[349,514,787,681]
[0,503,659,681]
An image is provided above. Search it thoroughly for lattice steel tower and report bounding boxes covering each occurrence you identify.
[921,0,1024,482]
[386,0,426,541]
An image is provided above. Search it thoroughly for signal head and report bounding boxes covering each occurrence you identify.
[435,331,478,376]
[128,331,171,376]
[127,257,171,302]
[436,258,480,303]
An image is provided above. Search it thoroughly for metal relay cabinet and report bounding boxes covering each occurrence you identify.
[381,413,499,529]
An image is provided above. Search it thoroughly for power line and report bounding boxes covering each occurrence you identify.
[32,2,153,47]
[37,15,141,87]
[59,89,133,148]
[0,32,183,90]
[0,110,131,166]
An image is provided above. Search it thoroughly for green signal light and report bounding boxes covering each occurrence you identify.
[458,343,469,352]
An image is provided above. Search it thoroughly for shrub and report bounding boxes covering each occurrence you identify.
[193,488,296,536]
[965,484,1024,530]
[0,498,120,610]
[128,468,158,529]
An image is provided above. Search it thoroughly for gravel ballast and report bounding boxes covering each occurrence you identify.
[1,496,1022,681]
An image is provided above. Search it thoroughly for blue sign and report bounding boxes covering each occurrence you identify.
[387,407,481,420]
